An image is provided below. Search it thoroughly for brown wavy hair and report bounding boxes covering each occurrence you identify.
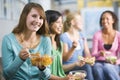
[12,2,49,36]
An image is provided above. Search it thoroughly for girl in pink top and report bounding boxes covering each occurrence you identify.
[92,10,120,80]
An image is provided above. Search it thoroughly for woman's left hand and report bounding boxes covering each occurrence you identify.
[106,59,116,64]
[36,63,46,71]
[106,56,117,64]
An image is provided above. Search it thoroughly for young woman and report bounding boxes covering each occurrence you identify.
[60,12,94,80]
[45,10,71,80]
[2,3,51,80]
[92,10,120,80]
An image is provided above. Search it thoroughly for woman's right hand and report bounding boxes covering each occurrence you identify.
[76,60,85,67]
[100,50,106,57]
[72,41,78,48]
[19,48,30,61]
[37,64,46,71]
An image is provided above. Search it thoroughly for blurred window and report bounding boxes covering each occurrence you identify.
[0,0,28,20]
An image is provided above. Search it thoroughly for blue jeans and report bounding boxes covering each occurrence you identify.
[119,65,120,75]
[93,61,120,80]
[65,64,94,80]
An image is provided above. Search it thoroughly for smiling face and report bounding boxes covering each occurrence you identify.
[102,13,114,28]
[101,12,114,29]
[26,8,44,32]
[51,16,63,34]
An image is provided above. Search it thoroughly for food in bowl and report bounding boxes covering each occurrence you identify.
[106,56,117,63]
[78,56,95,65]
[30,53,52,66]
[41,54,52,66]
[30,53,41,66]
[85,57,95,65]
[69,70,86,80]
[78,56,84,61]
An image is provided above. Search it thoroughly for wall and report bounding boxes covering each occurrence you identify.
[30,0,51,11]
[0,20,18,57]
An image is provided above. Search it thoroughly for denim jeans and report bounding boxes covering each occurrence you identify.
[93,61,120,80]
[65,64,94,80]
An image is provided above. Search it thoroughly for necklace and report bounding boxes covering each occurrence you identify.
[19,33,40,49]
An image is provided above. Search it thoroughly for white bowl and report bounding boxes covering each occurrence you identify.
[69,70,87,80]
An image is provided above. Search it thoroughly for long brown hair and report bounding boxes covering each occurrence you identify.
[12,2,49,36]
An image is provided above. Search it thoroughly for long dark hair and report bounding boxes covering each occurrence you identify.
[45,10,62,51]
[100,10,118,30]
[12,2,49,36]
